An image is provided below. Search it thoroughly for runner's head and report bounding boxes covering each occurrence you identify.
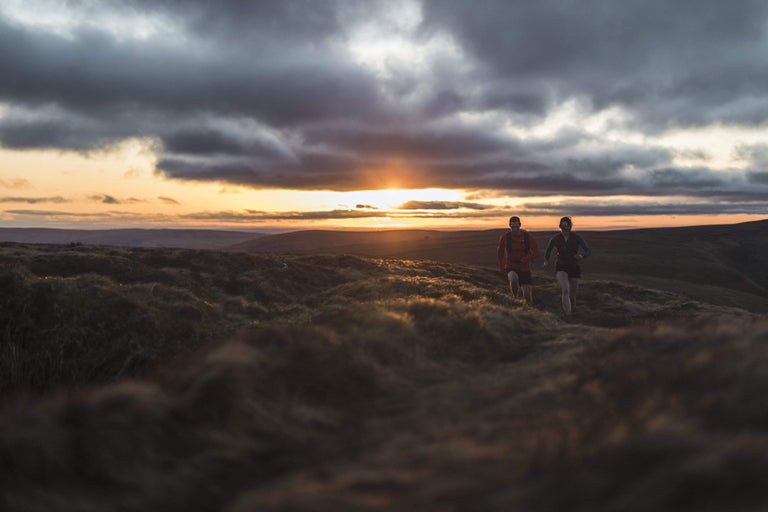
[559,216,572,232]
[509,216,522,232]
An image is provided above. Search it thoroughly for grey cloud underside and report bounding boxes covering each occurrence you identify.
[182,209,508,221]
[1,1,768,204]
[4,209,110,217]
[397,201,493,210]
[0,196,68,204]
[0,20,382,125]
[88,194,120,204]
[7,200,765,223]
[421,0,768,129]
[521,202,768,217]
[748,172,768,185]
[107,0,362,43]
[157,153,767,200]
[180,199,768,221]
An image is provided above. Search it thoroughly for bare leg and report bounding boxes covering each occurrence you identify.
[507,270,521,299]
[569,278,580,311]
[556,271,571,314]
[522,284,533,305]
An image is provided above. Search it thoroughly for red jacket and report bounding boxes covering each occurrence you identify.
[497,229,540,272]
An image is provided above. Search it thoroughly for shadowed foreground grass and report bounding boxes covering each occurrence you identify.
[0,242,767,511]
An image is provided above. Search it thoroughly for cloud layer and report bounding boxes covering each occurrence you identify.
[1,0,767,218]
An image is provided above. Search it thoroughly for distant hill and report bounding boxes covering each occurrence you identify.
[0,227,264,249]
[230,228,508,266]
[233,220,768,313]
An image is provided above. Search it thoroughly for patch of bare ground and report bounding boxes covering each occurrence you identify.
[1,243,767,511]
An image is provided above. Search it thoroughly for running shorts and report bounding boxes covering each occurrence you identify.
[555,263,581,279]
[507,270,532,285]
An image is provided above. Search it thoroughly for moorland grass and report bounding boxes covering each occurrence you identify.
[1,242,768,511]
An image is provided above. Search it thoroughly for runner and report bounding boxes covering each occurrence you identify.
[543,216,591,315]
[497,216,540,304]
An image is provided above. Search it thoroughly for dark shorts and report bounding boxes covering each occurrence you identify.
[555,263,581,279]
[506,270,532,285]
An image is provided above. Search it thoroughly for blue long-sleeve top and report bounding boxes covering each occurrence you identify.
[544,233,591,265]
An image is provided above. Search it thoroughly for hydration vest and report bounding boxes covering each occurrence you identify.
[506,230,531,256]
[555,233,579,259]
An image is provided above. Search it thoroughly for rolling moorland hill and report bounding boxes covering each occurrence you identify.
[1,242,768,510]
[232,219,768,313]
[0,228,263,250]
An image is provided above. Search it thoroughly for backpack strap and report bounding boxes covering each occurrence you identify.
[558,233,577,256]
[507,230,530,255]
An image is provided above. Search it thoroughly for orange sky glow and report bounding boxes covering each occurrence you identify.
[0,145,765,232]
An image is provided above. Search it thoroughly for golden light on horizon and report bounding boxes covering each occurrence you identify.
[1,144,765,232]
[344,188,464,210]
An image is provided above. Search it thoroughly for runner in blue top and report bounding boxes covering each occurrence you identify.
[543,216,591,315]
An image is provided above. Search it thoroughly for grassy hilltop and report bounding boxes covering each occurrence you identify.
[233,219,768,313]
[1,237,768,511]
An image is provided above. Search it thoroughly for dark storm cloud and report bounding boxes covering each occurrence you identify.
[748,172,768,185]
[155,152,371,191]
[637,168,768,200]
[1,0,768,207]
[0,10,384,129]
[646,168,724,189]
[421,0,768,129]
[0,106,123,151]
[155,152,590,192]
[109,0,357,43]
[302,124,520,160]
[160,129,287,158]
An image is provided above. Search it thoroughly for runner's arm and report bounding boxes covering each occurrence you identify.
[577,234,591,258]
[543,236,556,264]
[497,235,506,270]
[525,234,540,262]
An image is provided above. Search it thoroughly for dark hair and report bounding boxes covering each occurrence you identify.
[559,216,572,227]
[509,216,521,225]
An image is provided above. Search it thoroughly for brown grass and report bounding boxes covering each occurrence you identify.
[235,220,768,313]
[0,241,767,511]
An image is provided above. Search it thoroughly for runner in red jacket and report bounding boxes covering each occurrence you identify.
[497,216,540,304]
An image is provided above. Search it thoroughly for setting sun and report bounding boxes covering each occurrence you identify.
[340,188,463,210]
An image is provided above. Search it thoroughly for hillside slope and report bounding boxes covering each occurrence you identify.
[1,243,767,511]
[0,228,263,249]
[234,220,768,312]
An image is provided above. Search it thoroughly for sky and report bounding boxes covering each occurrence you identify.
[1,0,767,232]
